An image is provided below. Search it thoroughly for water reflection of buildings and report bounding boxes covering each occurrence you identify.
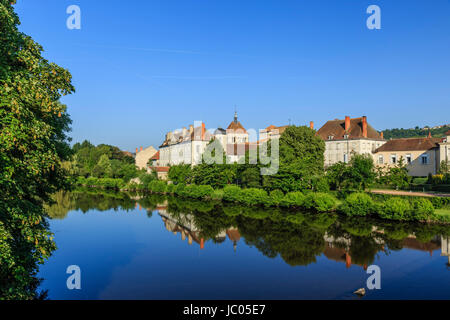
[324,232,443,269]
[152,202,448,267]
[157,204,241,251]
[442,236,450,267]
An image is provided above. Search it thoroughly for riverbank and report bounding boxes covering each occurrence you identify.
[74,178,450,224]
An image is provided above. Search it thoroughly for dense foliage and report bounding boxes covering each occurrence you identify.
[0,1,74,299]
[262,126,325,192]
[71,140,139,182]
[382,125,449,140]
[326,154,375,191]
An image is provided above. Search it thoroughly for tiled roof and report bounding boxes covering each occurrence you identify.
[264,125,289,135]
[316,117,382,140]
[154,166,169,172]
[150,150,160,160]
[375,137,442,152]
[227,121,247,133]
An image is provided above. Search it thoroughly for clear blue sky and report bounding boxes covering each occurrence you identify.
[15,0,450,152]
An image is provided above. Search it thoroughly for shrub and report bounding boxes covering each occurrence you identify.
[304,192,337,212]
[196,185,214,199]
[76,176,87,186]
[97,178,124,189]
[166,183,176,194]
[269,190,284,206]
[223,185,243,203]
[312,177,330,192]
[149,180,167,193]
[174,183,186,196]
[410,198,434,221]
[240,188,270,206]
[280,192,305,207]
[379,198,412,220]
[340,192,375,217]
[86,177,99,187]
[211,189,224,201]
[182,185,213,199]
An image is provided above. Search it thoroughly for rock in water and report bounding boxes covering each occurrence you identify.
[354,288,366,296]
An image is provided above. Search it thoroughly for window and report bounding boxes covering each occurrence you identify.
[378,155,384,165]
[343,153,348,163]
[390,154,397,164]
[421,154,428,165]
[344,134,349,140]
[406,154,412,164]
[328,135,334,140]
[196,145,200,154]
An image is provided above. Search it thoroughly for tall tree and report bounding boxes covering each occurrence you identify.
[262,126,325,192]
[0,1,75,299]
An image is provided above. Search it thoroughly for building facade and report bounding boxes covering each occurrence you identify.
[135,145,157,170]
[155,113,250,167]
[438,130,450,171]
[373,135,444,176]
[316,116,386,167]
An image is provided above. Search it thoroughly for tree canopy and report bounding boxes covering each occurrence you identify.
[0,0,74,299]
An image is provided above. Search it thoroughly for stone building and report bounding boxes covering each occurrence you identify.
[225,112,249,163]
[156,112,250,167]
[373,134,443,176]
[135,145,157,170]
[158,121,213,167]
[316,116,385,167]
[438,130,450,170]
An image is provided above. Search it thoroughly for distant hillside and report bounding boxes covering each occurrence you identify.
[382,125,450,140]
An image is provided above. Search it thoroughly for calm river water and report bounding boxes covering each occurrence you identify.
[39,191,450,299]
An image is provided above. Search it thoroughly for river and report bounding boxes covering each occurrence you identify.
[39,190,450,299]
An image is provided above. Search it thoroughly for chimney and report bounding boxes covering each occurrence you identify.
[201,122,205,140]
[136,147,138,154]
[380,131,384,139]
[345,116,350,132]
[140,146,143,152]
[309,121,314,130]
[428,131,432,138]
[182,127,187,137]
[189,124,194,134]
[362,116,367,138]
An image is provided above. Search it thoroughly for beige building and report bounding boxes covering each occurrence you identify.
[373,135,443,177]
[316,116,386,167]
[438,130,450,170]
[135,145,157,170]
[147,151,169,180]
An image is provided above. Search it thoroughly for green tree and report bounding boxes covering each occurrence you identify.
[92,154,112,178]
[385,157,411,189]
[263,126,325,192]
[0,1,75,299]
[326,154,375,191]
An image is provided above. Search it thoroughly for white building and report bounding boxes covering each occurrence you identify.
[158,122,213,167]
[157,112,250,167]
[316,116,386,167]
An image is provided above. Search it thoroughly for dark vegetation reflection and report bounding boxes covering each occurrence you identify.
[45,190,450,270]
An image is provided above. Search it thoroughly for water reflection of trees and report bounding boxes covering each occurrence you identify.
[48,191,450,269]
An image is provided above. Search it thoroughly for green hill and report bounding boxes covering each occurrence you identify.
[382,125,450,140]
